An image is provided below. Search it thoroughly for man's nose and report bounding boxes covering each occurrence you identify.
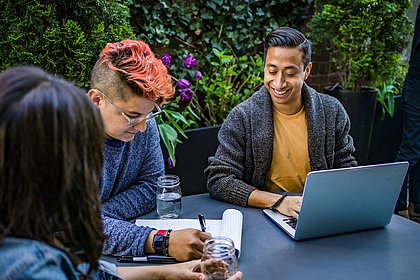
[273,73,286,87]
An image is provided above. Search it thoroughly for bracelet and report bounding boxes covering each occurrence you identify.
[163,229,172,256]
[270,193,288,211]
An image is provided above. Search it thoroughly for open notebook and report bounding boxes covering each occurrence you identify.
[136,209,243,257]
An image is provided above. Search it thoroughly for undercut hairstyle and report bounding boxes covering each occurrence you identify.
[264,27,312,68]
[0,66,106,275]
[91,39,174,105]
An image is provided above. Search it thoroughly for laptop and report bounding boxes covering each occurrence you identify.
[263,162,409,240]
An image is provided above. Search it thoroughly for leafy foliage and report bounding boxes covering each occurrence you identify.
[192,48,264,126]
[131,0,314,57]
[308,0,413,92]
[0,0,135,88]
[156,52,201,167]
[376,63,407,119]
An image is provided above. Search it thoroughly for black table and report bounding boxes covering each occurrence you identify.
[104,194,420,280]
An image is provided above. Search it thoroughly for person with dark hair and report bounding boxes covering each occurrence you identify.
[88,40,210,260]
[205,27,357,217]
[394,5,420,222]
[0,66,242,280]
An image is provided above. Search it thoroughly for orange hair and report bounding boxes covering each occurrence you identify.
[98,39,174,104]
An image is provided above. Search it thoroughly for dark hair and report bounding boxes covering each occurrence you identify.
[264,27,312,68]
[91,39,174,105]
[0,66,105,274]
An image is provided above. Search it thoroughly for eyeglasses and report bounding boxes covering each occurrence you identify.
[96,89,162,127]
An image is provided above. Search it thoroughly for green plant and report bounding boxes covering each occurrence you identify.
[0,0,135,88]
[156,52,201,168]
[377,80,400,119]
[376,63,407,119]
[192,48,264,126]
[131,0,313,57]
[308,0,412,91]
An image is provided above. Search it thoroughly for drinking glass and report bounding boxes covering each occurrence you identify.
[156,174,182,219]
[201,236,238,280]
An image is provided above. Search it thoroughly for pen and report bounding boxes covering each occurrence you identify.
[117,255,177,264]
[198,213,206,232]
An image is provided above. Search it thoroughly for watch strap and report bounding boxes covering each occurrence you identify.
[270,193,288,211]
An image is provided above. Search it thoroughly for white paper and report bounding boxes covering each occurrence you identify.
[135,209,243,255]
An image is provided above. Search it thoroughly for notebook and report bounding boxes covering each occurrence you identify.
[263,162,409,241]
[136,209,243,257]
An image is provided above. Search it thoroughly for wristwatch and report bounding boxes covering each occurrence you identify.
[152,230,167,255]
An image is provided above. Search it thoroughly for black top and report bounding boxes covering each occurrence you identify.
[410,5,420,68]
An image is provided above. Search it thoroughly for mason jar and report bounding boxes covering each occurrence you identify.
[200,236,238,280]
[156,174,182,219]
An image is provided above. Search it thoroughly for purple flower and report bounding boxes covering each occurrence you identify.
[180,88,194,102]
[194,71,203,80]
[161,53,171,68]
[177,78,191,90]
[167,157,174,169]
[183,53,197,70]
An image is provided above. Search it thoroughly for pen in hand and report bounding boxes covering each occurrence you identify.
[198,213,206,232]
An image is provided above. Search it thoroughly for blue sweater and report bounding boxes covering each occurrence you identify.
[101,119,164,256]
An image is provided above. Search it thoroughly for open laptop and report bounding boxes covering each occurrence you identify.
[263,162,409,241]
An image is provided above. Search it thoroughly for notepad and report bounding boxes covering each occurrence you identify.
[135,209,243,257]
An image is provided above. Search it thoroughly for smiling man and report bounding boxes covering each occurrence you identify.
[205,27,357,218]
[89,39,210,260]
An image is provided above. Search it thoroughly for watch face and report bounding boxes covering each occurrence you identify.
[153,234,165,254]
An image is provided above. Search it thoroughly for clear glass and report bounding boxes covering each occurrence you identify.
[156,174,182,219]
[201,236,238,280]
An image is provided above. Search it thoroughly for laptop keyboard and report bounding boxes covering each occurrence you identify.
[283,218,297,229]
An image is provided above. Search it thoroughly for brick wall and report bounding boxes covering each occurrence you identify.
[306,49,342,93]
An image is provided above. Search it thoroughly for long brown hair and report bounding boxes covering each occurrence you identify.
[0,66,106,274]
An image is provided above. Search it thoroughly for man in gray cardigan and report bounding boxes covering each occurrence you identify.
[205,27,357,219]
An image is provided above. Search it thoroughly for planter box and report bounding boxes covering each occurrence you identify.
[324,86,378,165]
[162,125,221,196]
[368,95,403,164]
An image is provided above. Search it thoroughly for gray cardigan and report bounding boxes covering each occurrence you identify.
[205,84,357,206]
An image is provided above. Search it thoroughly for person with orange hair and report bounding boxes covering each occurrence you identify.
[88,40,210,260]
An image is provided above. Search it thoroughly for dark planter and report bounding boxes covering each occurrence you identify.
[161,125,221,196]
[324,85,378,165]
[368,95,403,164]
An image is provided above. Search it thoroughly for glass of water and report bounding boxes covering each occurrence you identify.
[156,174,182,219]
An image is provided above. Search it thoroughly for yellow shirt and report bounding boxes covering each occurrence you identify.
[265,105,311,193]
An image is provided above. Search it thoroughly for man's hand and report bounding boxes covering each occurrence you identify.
[276,196,302,219]
[168,228,211,261]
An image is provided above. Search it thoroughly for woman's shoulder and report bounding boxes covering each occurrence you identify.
[0,237,78,280]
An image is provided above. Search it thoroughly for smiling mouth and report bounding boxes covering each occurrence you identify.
[271,87,289,95]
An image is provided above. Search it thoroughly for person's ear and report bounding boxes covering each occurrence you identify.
[88,89,102,108]
[304,62,313,80]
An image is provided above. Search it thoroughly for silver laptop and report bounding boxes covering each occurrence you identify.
[263,162,409,240]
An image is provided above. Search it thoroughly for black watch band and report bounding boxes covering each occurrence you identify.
[270,193,288,211]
